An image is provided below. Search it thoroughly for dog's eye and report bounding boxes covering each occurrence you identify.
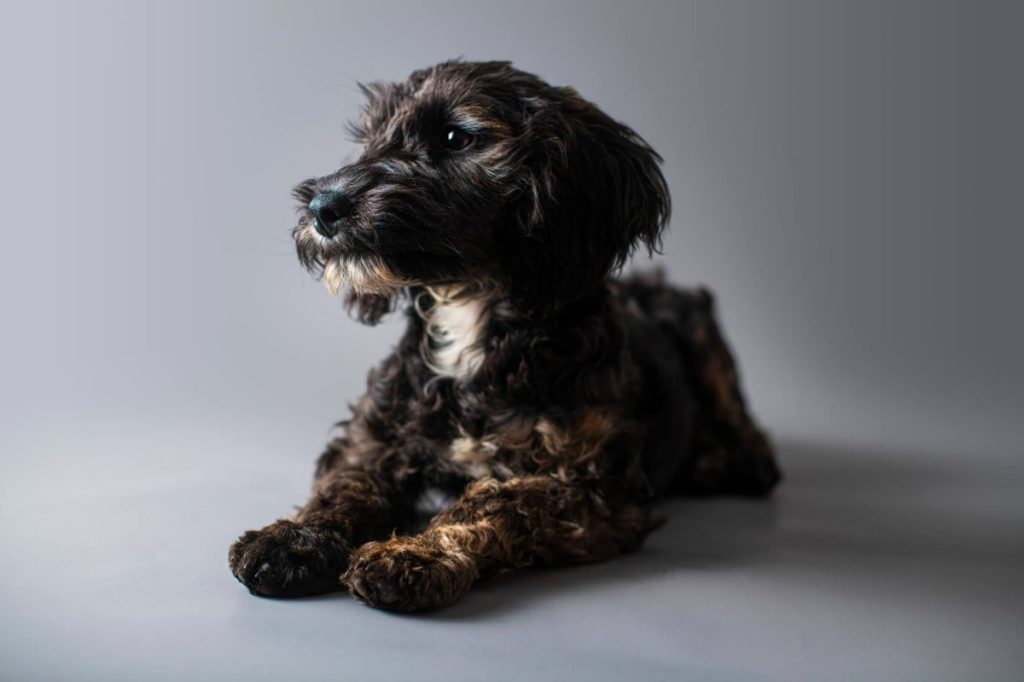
[441,127,474,151]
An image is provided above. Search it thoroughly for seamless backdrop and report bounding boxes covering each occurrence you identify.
[1,2,1022,680]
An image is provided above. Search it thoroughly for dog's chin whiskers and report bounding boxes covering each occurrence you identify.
[310,227,334,247]
[323,259,345,296]
[323,255,411,298]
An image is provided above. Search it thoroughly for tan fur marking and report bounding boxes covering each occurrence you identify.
[429,521,495,560]
[534,409,616,466]
[323,255,410,297]
[449,434,498,479]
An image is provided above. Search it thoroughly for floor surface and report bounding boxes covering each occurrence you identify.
[2,412,1022,681]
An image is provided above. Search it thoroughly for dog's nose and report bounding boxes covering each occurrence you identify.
[309,192,353,238]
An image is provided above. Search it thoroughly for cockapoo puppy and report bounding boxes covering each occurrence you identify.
[229,60,781,612]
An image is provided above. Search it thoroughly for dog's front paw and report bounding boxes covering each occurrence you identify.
[343,536,477,612]
[229,520,351,597]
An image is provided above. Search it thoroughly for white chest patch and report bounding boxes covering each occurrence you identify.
[414,285,489,379]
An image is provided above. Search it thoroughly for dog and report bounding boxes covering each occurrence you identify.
[229,60,781,612]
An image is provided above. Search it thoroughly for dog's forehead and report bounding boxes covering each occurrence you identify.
[356,70,513,143]
[373,73,483,116]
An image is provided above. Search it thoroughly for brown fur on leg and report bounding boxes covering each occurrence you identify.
[344,533,479,612]
[343,477,658,612]
[229,465,395,597]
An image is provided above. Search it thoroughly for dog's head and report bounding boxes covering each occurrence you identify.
[293,60,670,322]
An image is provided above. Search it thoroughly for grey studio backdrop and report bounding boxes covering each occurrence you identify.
[1,2,1021,681]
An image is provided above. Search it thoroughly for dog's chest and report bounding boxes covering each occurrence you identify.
[415,287,489,379]
[413,486,458,521]
[412,434,504,523]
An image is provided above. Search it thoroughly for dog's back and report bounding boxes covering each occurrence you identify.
[615,271,781,497]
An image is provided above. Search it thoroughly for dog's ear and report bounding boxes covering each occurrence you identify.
[504,86,670,311]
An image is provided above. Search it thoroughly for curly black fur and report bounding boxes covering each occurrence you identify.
[230,60,781,612]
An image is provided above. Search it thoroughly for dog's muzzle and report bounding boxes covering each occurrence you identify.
[309,191,354,238]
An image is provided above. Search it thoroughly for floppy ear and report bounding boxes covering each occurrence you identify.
[503,86,670,311]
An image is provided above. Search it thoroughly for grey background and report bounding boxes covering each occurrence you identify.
[1,1,1022,680]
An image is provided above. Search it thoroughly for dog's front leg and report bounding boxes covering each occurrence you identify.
[343,476,655,612]
[229,465,395,597]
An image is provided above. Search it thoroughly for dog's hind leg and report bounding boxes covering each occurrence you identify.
[668,288,782,496]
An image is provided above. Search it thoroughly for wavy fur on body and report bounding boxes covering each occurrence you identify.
[229,61,781,612]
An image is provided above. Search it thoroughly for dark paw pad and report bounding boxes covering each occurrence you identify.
[228,520,350,597]
[343,538,475,613]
